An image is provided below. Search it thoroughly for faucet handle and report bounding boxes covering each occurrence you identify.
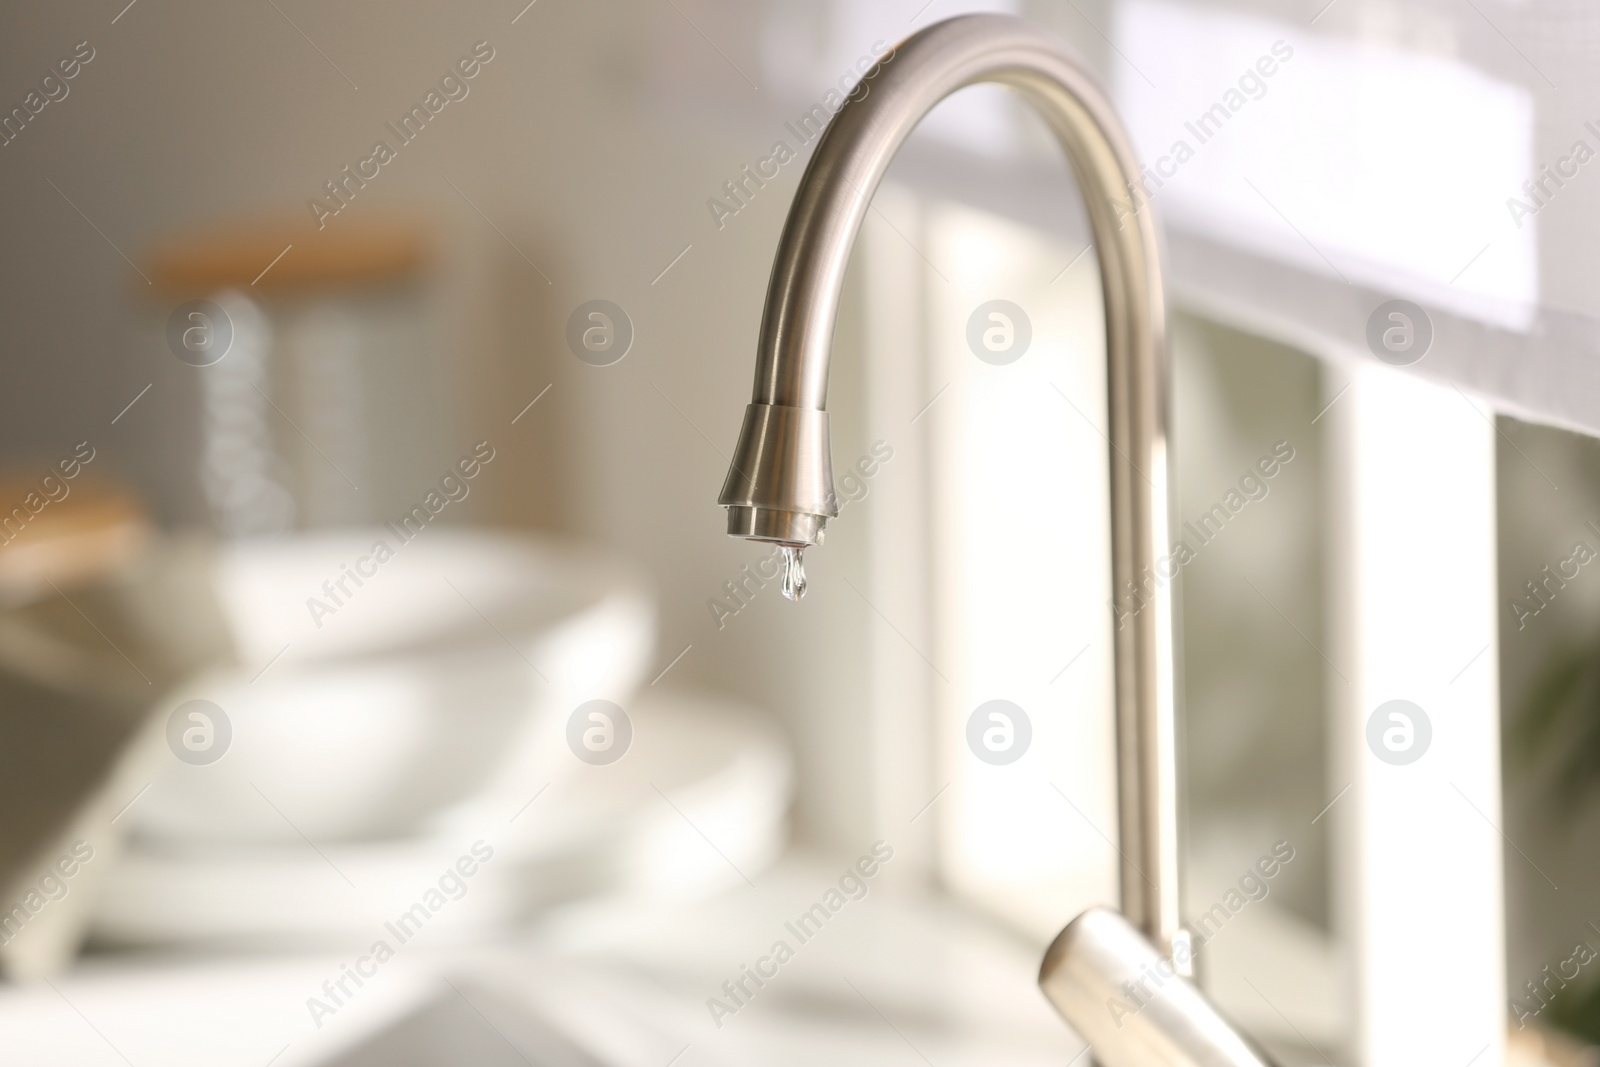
[1039,907,1280,1067]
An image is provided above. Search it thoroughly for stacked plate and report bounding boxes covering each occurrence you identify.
[91,529,791,948]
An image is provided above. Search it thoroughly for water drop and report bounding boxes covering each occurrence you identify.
[780,545,807,602]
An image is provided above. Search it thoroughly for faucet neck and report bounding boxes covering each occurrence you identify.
[724,13,1182,961]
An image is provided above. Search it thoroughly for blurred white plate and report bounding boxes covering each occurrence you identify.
[93,692,791,947]
[135,528,655,843]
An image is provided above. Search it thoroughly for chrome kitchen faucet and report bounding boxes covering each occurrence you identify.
[717,15,1275,1067]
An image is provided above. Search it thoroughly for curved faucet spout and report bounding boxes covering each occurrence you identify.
[717,15,1263,1065]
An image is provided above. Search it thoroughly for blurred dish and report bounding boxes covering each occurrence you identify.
[134,529,654,843]
[93,691,791,947]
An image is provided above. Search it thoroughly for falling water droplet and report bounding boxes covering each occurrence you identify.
[780,545,807,602]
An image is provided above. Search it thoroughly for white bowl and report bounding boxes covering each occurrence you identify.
[95,690,793,947]
[133,529,654,843]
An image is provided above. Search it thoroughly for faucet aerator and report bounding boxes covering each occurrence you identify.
[718,402,838,548]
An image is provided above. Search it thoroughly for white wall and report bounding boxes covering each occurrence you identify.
[0,0,902,846]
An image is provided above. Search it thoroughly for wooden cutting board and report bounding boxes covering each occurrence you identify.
[0,477,150,606]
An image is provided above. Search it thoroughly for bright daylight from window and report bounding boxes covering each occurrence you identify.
[0,2,1596,1066]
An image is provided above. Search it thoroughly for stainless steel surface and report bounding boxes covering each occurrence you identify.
[719,402,838,545]
[716,13,1182,955]
[714,15,1274,1062]
[1039,908,1276,1067]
